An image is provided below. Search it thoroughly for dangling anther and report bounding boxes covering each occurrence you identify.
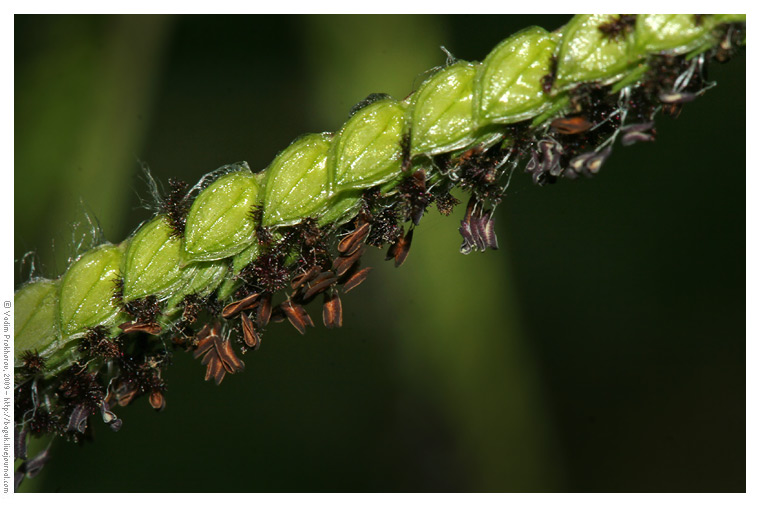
[620,121,656,146]
[658,91,697,104]
[585,146,612,174]
[386,227,414,267]
[291,265,321,290]
[100,401,122,431]
[114,385,138,408]
[67,404,89,433]
[333,245,364,277]
[568,152,594,173]
[473,213,498,251]
[459,196,478,254]
[256,293,272,328]
[280,300,314,335]
[149,391,166,411]
[303,271,338,301]
[222,292,260,319]
[550,116,593,135]
[322,292,343,329]
[460,196,498,253]
[343,267,372,293]
[119,321,162,335]
[337,221,371,256]
[241,312,261,350]
[194,322,245,385]
[471,213,488,252]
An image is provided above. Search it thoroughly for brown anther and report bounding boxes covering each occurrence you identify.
[148,391,165,411]
[216,336,245,373]
[194,322,245,385]
[343,267,372,293]
[270,306,286,323]
[118,321,162,335]
[291,265,321,289]
[198,349,222,383]
[116,388,138,408]
[337,221,371,256]
[457,146,483,165]
[112,382,139,407]
[256,293,272,328]
[241,313,261,350]
[194,334,216,358]
[171,335,190,348]
[303,271,338,300]
[332,245,364,277]
[221,292,260,319]
[196,322,214,341]
[322,292,343,329]
[386,227,414,267]
[280,300,314,335]
[550,116,593,135]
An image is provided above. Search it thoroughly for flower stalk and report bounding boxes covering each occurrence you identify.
[13,14,746,490]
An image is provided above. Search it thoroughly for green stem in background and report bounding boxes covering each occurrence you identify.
[387,212,561,490]
[15,15,172,273]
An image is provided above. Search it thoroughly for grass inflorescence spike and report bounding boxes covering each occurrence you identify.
[13,14,746,489]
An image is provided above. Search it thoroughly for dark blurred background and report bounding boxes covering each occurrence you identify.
[14,15,745,492]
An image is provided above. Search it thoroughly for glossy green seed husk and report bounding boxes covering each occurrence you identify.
[122,216,187,301]
[554,14,637,92]
[183,167,260,263]
[59,243,125,337]
[14,279,61,365]
[330,98,407,190]
[410,61,479,156]
[263,133,333,228]
[474,26,558,125]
